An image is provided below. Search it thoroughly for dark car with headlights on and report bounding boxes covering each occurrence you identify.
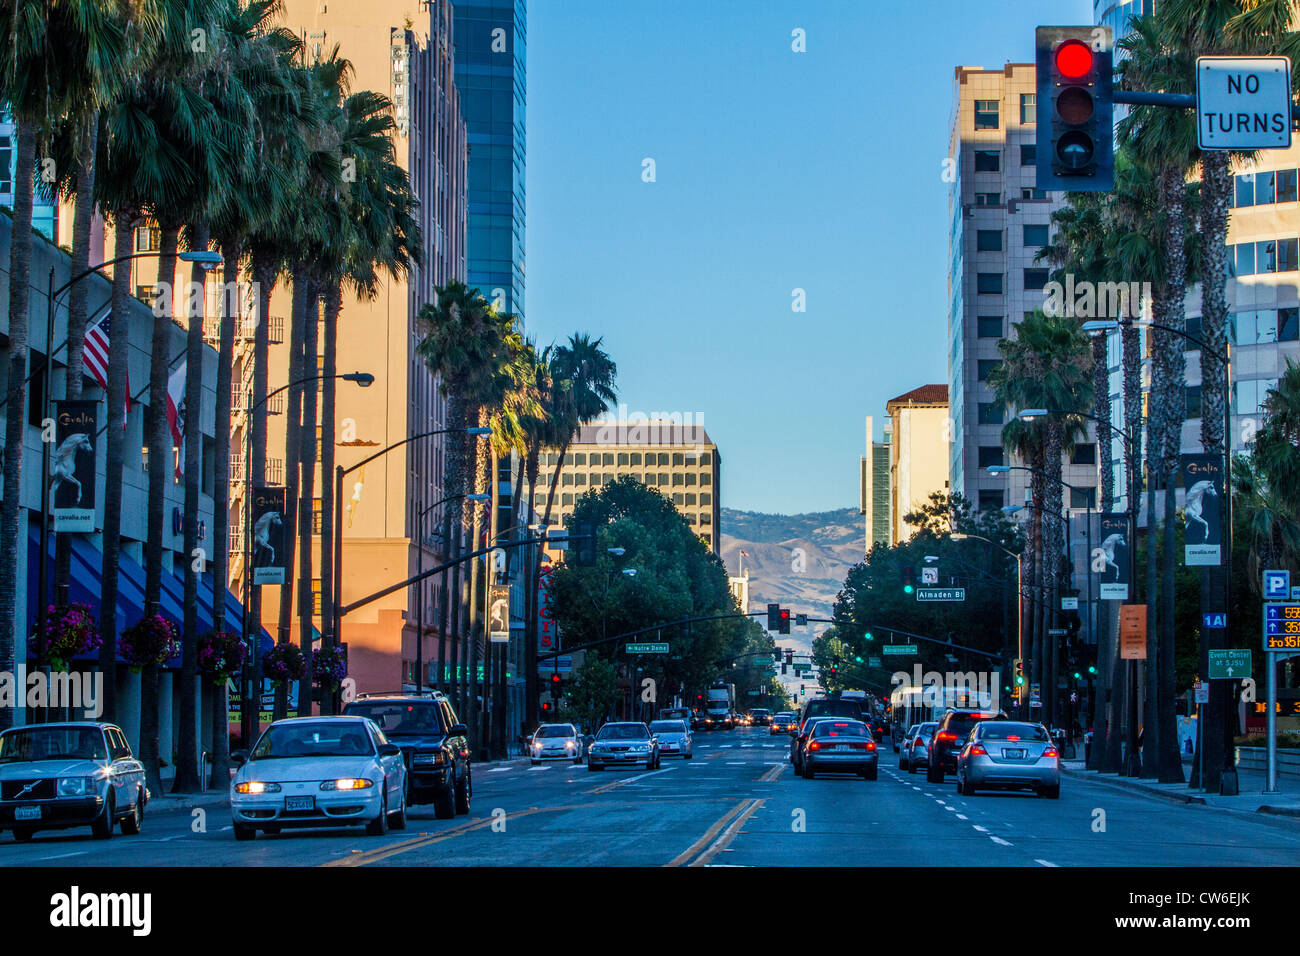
[587,722,660,771]
[956,721,1060,798]
[800,719,878,780]
[926,708,1006,783]
[342,691,471,819]
[0,722,147,841]
[770,712,798,736]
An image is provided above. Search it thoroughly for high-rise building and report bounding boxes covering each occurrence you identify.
[0,111,59,241]
[947,64,1099,515]
[1093,0,1153,42]
[860,415,891,552]
[535,422,721,553]
[454,0,526,322]
[886,385,951,543]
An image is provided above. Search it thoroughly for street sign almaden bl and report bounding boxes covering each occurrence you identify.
[1196,56,1292,150]
[916,588,965,602]
[881,644,918,656]
[1207,649,1251,679]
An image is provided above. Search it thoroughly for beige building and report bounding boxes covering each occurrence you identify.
[536,422,721,553]
[886,385,951,543]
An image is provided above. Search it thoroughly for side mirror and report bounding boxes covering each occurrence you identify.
[449,723,468,737]
[231,750,249,766]
[378,743,402,758]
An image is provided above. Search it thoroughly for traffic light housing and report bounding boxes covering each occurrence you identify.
[1036,26,1113,191]
[785,649,793,666]
[1014,659,1025,686]
[902,566,916,594]
[795,613,808,627]
[570,520,597,566]
[778,608,791,634]
[767,603,781,631]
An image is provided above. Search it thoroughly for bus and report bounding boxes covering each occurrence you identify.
[889,683,994,750]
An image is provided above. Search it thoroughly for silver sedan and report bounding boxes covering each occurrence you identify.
[530,724,584,764]
[899,721,937,773]
[649,720,693,759]
[955,721,1060,798]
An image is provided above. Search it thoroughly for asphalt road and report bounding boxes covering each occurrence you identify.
[5,727,1300,867]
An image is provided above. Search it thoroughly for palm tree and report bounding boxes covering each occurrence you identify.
[0,0,144,729]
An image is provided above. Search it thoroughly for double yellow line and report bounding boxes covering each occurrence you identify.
[665,797,765,867]
[323,805,573,867]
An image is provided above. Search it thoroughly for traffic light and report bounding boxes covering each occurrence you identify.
[864,630,873,642]
[1036,26,1114,191]
[778,608,791,634]
[570,520,597,566]
[854,655,864,664]
[902,566,916,594]
[1088,664,1097,675]
[1014,659,1025,686]
[785,649,793,666]
[767,603,781,631]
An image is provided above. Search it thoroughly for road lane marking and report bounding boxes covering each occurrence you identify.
[584,765,677,795]
[944,806,957,812]
[528,766,550,772]
[726,762,746,765]
[35,851,87,860]
[756,763,786,782]
[956,814,968,820]
[1035,859,1058,867]
[665,800,751,868]
[487,768,511,773]
[690,798,765,867]
[990,837,1013,846]
[973,825,989,832]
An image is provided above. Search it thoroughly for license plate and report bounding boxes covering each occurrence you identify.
[284,796,314,811]
[14,806,40,821]
[1004,749,1026,759]
[836,745,851,752]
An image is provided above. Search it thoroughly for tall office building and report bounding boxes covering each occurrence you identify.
[947,64,1100,515]
[886,385,951,543]
[454,0,526,321]
[860,415,891,552]
[0,111,59,241]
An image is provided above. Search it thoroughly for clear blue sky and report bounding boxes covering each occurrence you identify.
[525,0,1092,515]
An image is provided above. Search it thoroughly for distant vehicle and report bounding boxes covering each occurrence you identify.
[770,712,798,736]
[899,721,938,773]
[800,719,878,780]
[230,716,407,840]
[0,722,147,842]
[799,696,868,726]
[703,682,736,730]
[587,722,661,771]
[956,721,1059,798]
[927,709,1007,783]
[790,715,843,774]
[649,720,693,759]
[749,709,772,726]
[529,723,584,764]
[660,706,697,730]
[890,684,994,751]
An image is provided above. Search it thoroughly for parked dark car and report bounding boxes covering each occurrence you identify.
[342,691,471,819]
[926,708,1006,783]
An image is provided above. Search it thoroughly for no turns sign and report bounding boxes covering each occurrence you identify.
[1196,56,1292,150]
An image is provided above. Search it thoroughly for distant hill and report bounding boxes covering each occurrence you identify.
[720,506,863,658]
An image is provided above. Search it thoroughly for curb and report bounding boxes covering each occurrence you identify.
[1060,766,1207,805]
[146,792,231,812]
[1256,805,1300,818]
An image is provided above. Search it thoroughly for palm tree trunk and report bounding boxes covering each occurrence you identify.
[275,278,307,720]
[174,222,210,793]
[442,397,469,707]
[318,282,340,714]
[0,123,37,730]
[1044,421,1065,728]
[249,251,275,731]
[1143,459,1159,779]
[297,280,319,717]
[527,437,573,728]
[499,462,525,756]
[436,504,453,693]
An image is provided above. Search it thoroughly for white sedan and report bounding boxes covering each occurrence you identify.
[230,717,406,840]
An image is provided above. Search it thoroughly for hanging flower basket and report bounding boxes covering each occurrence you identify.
[32,603,102,671]
[263,642,305,686]
[312,644,348,691]
[197,631,246,684]
[119,615,180,671]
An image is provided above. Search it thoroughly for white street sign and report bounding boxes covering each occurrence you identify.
[921,567,938,585]
[1196,56,1292,150]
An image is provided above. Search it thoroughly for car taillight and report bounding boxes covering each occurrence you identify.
[866,741,876,750]
[968,744,987,756]
[1043,747,1059,758]
[936,732,956,742]
[808,741,821,751]
[913,738,924,748]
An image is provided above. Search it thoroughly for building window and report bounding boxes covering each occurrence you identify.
[978,490,1004,512]
[699,512,712,525]
[602,453,614,466]
[685,472,697,486]
[1256,171,1276,205]
[700,453,712,465]
[589,473,600,486]
[1280,307,1299,341]
[1185,385,1202,419]
[977,359,999,382]
[1235,243,1255,276]
[977,402,1002,425]
[630,452,642,465]
[135,284,159,305]
[562,493,573,506]
[974,100,999,129]
[1069,487,1096,509]
[312,497,323,534]
[0,135,11,193]
[617,452,628,466]
[685,493,697,506]
[311,579,322,616]
[1024,268,1049,291]
[975,150,1000,172]
[673,493,684,505]
[977,273,1003,295]
[977,446,1004,468]
[1019,93,1035,124]
[977,230,1002,252]
[1020,187,1048,200]
[700,493,712,505]
[672,452,684,466]
[658,472,669,485]
[1020,144,1036,166]
[657,453,670,466]
[1278,169,1298,203]
[1023,224,1049,246]
[1235,173,1255,208]
[977,316,1002,338]
[700,473,711,486]
[561,473,573,486]
[574,473,586,485]
[1071,443,1097,465]
[134,226,161,252]
[1279,238,1299,272]
[672,473,684,487]
[975,192,1000,206]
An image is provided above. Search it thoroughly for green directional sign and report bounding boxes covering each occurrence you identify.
[882,644,918,656]
[1207,648,1251,679]
[917,588,966,602]
[625,642,669,654]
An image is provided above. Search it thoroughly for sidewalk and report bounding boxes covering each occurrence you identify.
[1061,755,1300,816]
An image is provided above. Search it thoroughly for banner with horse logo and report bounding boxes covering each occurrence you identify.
[51,400,98,532]
[1180,454,1223,566]
[1095,513,1131,600]
[489,583,511,643]
[251,486,287,585]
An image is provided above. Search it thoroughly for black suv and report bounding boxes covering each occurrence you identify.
[926,708,1006,783]
[342,691,471,819]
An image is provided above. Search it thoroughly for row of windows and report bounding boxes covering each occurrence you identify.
[548,470,713,489]
[975,225,1049,252]
[976,268,1050,295]
[974,144,1039,173]
[972,94,1035,131]
[975,443,1096,467]
[1232,169,1300,208]
[972,187,1048,207]
[1229,238,1299,276]
[541,450,713,467]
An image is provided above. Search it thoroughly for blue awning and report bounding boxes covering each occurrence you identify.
[25,521,272,666]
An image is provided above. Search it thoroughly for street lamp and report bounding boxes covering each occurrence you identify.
[951,532,1023,717]
[239,370,373,744]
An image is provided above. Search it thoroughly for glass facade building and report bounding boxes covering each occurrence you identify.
[0,111,58,242]
[454,0,527,322]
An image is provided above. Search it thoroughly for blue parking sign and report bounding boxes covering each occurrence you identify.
[1264,570,1291,600]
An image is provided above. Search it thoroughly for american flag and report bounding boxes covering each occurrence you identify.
[84,313,131,424]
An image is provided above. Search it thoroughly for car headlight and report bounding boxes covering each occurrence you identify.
[565,741,575,749]
[57,776,97,797]
[413,752,444,766]
[321,778,374,791]
[234,781,282,794]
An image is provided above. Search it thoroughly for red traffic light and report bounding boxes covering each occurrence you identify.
[550,673,561,684]
[1054,39,1093,79]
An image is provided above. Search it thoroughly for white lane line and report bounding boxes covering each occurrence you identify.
[528,766,550,772]
[487,767,511,773]
[973,825,989,832]
[1035,859,1058,867]
[990,836,1013,846]
[726,762,746,765]
[719,745,735,749]
[912,786,922,791]
[35,851,87,860]
[944,806,957,812]
[956,814,968,820]
[935,799,946,805]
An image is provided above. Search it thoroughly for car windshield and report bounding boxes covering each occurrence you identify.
[814,720,868,738]
[0,727,106,763]
[252,721,374,759]
[537,724,575,739]
[920,723,938,735]
[804,700,865,720]
[597,724,649,740]
[343,701,443,736]
[979,723,1048,741]
[649,721,686,734]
